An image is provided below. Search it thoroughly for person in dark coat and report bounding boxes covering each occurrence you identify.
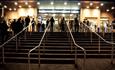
[60,17,65,32]
[31,18,36,32]
[50,17,55,32]
[74,17,79,32]
[46,18,50,28]
[25,16,30,31]
[0,17,9,44]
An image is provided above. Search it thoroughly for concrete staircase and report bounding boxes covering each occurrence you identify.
[0,32,115,70]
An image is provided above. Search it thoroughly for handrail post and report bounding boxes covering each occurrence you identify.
[98,37,100,53]
[28,53,30,70]
[111,29,114,64]
[38,47,40,70]
[16,36,18,52]
[2,47,4,64]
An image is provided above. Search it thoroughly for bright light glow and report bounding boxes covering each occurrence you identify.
[90,3,93,6]
[28,5,31,8]
[111,7,115,10]
[14,8,16,11]
[44,14,48,16]
[64,2,67,5]
[96,6,99,9]
[4,5,7,8]
[86,6,89,8]
[37,2,40,5]
[14,2,18,5]
[9,8,12,11]
[106,9,109,12]
[78,2,81,5]
[100,3,104,6]
[62,14,65,17]
[70,14,73,16]
[53,14,56,17]
[19,5,22,8]
[25,2,28,5]
[50,1,54,5]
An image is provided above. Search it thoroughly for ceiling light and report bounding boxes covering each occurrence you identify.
[90,3,93,6]
[64,2,67,5]
[78,2,81,5]
[9,8,12,11]
[50,1,54,5]
[86,6,89,8]
[96,6,99,9]
[28,5,31,8]
[19,5,22,8]
[106,9,109,12]
[14,8,16,11]
[25,2,28,5]
[37,2,40,5]
[100,3,104,6]
[14,2,18,5]
[111,7,115,10]
[4,5,7,8]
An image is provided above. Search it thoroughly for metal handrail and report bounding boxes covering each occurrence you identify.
[0,23,33,48]
[0,22,33,63]
[83,23,115,64]
[66,22,86,70]
[28,23,50,70]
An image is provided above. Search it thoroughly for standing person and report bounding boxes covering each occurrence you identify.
[60,17,65,32]
[25,16,30,31]
[42,23,45,32]
[86,19,90,32]
[46,18,50,28]
[0,17,9,44]
[37,21,41,32]
[31,18,36,32]
[50,17,55,32]
[74,16,79,32]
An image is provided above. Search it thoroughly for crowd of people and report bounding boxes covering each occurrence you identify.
[0,15,115,44]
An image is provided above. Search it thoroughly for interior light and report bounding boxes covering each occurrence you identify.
[14,8,16,11]
[106,9,109,12]
[86,6,89,8]
[90,3,93,6]
[53,14,56,17]
[25,2,28,5]
[78,2,81,5]
[19,5,22,8]
[4,5,7,8]
[70,14,73,16]
[14,2,18,5]
[100,3,104,6]
[28,5,31,8]
[50,1,54,5]
[64,2,67,5]
[96,6,99,9]
[62,14,65,17]
[0,3,2,5]
[37,2,40,5]
[111,7,115,10]
[9,8,12,11]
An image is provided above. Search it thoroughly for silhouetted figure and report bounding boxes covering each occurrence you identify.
[31,18,36,32]
[74,17,79,32]
[50,17,55,32]
[112,19,115,29]
[37,21,41,32]
[0,18,9,44]
[46,18,50,27]
[42,23,45,31]
[60,17,65,32]
[86,19,90,32]
[25,16,30,31]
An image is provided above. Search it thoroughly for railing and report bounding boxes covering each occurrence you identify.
[0,22,33,63]
[66,22,86,70]
[28,23,50,70]
[83,23,115,64]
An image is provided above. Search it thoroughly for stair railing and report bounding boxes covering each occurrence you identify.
[66,22,86,70]
[28,23,50,70]
[0,22,34,64]
[83,23,115,64]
